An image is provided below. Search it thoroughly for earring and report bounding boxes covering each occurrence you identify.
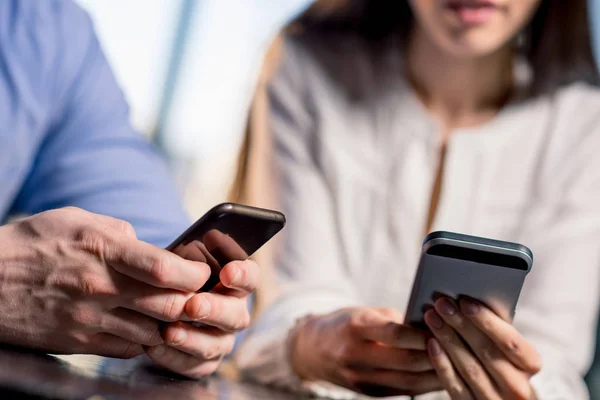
[515,30,528,52]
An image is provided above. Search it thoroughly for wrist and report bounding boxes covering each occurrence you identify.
[287,314,318,382]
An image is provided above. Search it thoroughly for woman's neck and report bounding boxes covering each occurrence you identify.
[405,25,514,138]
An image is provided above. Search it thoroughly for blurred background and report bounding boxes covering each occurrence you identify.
[74,0,600,220]
[74,0,311,219]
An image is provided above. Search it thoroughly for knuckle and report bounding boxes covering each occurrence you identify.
[149,255,171,285]
[503,337,542,375]
[142,326,163,346]
[463,362,482,382]
[164,325,185,346]
[380,307,399,317]
[453,315,466,329]
[348,311,367,333]
[68,303,101,327]
[201,345,220,361]
[120,342,143,359]
[228,260,247,274]
[501,337,521,357]
[438,331,453,344]
[238,260,259,284]
[117,220,136,238]
[202,296,220,322]
[332,342,354,367]
[348,313,361,332]
[186,295,209,320]
[480,343,498,363]
[161,294,184,322]
[77,271,113,297]
[78,272,98,296]
[78,227,106,252]
[388,321,404,339]
[57,207,85,222]
[480,316,494,334]
[202,338,233,360]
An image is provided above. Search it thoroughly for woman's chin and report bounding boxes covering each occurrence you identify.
[436,35,513,60]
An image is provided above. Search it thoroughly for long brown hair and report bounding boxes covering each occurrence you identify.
[292,0,600,97]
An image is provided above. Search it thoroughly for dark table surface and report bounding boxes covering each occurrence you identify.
[0,346,311,399]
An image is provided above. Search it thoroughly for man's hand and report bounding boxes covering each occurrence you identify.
[144,259,259,378]
[0,207,213,358]
[288,307,442,398]
[425,297,541,400]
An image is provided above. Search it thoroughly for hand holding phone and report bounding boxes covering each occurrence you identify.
[166,203,286,292]
[287,307,442,397]
[406,232,541,400]
[405,231,533,327]
[144,203,285,379]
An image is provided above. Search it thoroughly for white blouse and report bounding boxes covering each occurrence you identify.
[236,31,600,400]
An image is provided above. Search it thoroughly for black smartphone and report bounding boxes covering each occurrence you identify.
[166,203,286,292]
[405,231,533,328]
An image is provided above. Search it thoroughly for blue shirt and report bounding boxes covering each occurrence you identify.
[0,0,189,247]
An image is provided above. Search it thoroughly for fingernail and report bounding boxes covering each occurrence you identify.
[437,298,457,316]
[426,311,444,330]
[230,264,241,286]
[429,339,442,356]
[195,297,211,320]
[460,298,480,316]
[150,344,165,357]
[169,327,187,345]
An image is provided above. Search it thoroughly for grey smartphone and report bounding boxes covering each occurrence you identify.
[405,231,533,328]
[166,203,286,292]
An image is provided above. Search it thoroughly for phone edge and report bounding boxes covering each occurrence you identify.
[424,231,533,268]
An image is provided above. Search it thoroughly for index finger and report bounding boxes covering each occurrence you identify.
[106,237,212,293]
[459,298,541,374]
[350,310,428,350]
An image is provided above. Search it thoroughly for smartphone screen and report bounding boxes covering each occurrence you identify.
[166,203,285,292]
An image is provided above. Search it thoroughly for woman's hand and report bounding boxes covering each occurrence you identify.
[425,297,542,400]
[144,259,259,379]
[289,307,442,397]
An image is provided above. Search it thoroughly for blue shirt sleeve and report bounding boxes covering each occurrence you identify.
[11,0,190,247]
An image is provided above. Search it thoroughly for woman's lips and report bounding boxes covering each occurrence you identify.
[446,0,500,25]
